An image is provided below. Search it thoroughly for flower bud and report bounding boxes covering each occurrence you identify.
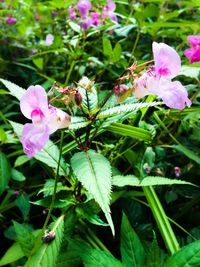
[113,84,130,103]
[74,92,83,106]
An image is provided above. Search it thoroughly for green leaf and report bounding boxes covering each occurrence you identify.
[0,152,11,195]
[32,57,44,70]
[71,149,114,235]
[0,242,24,266]
[144,236,162,267]
[163,240,200,267]
[25,215,65,267]
[78,85,98,115]
[38,179,67,197]
[0,78,26,100]
[14,155,29,167]
[16,194,30,219]
[103,37,113,56]
[172,144,200,165]
[113,42,122,62]
[70,239,125,267]
[113,175,195,187]
[68,21,81,33]
[120,213,145,267]
[11,168,26,182]
[68,116,90,130]
[106,123,152,142]
[98,102,161,118]
[13,221,35,256]
[9,121,69,176]
[179,65,200,78]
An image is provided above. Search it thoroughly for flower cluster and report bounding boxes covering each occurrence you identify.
[68,0,117,30]
[20,86,70,158]
[133,42,191,110]
[184,35,200,64]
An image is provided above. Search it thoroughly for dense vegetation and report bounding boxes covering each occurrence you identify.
[0,0,200,266]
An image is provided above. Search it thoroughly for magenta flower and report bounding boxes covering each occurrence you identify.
[184,35,200,64]
[20,85,70,158]
[44,34,54,46]
[103,0,118,22]
[81,17,92,30]
[77,0,91,18]
[7,17,17,25]
[68,7,77,20]
[134,42,191,110]
[91,12,101,26]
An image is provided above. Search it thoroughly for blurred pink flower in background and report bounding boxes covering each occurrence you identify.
[68,7,77,20]
[184,35,200,64]
[81,17,92,30]
[44,34,54,46]
[91,12,101,26]
[134,42,191,110]
[20,85,70,158]
[78,0,91,18]
[103,0,118,22]
[6,17,17,25]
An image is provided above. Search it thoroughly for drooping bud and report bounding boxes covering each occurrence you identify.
[113,84,130,103]
[174,166,181,177]
[74,92,83,106]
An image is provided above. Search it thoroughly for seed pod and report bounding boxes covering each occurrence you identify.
[74,92,83,106]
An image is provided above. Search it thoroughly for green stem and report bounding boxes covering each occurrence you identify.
[64,60,76,86]
[143,186,180,255]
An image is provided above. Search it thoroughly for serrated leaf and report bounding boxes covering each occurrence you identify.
[78,86,98,115]
[9,120,69,176]
[0,152,11,195]
[0,78,26,100]
[70,239,125,267]
[68,116,90,130]
[38,179,66,197]
[0,242,24,266]
[13,221,35,256]
[98,102,161,118]
[120,213,145,267]
[163,239,200,267]
[144,236,162,267]
[113,175,195,187]
[16,194,30,219]
[71,150,114,235]
[25,215,65,267]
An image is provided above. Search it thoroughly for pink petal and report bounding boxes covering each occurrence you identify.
[158,81,191,110]
[21,123,49,158]
[187,35,200,47]
[48,106,71,133]
[45,34,54,46]
[78,0,91,18]
[153,42,181,79]
[20,85,49,119]
[184,47,200,64]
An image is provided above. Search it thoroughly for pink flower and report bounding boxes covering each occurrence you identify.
[91,12,101,26]
[103,0,118,22]
[81,17,92,30]
[68,7,77,20]
[184,35,200,64]
[7,17,17,25]
[44,34,54,46]
[77,0,91,18]
[133,42,191,110]
[20,85,70,158]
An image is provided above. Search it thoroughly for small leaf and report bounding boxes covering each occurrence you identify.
[144,236,162,267]
[0,152,11,195]
[103,37,113,56]
[68,21,81,33]
[0,78,26,100]
[32,57,43,70]
[38,179,66,197]
[13,221,35,256]
[179,65,200,78]
[68,116,90,130]
[71,150,114,235]
[11,169,26,182]
[113,175,195,187]
[0,242,24,266]
[25,215,65,267]
[163,239,200,267]
[16,194,30,219]
[98,102,161,118]
[113,42,122,62]
[14,155,30,167]
[120,213,145,267]
[172,144,200,165]
[78,85,98,115]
